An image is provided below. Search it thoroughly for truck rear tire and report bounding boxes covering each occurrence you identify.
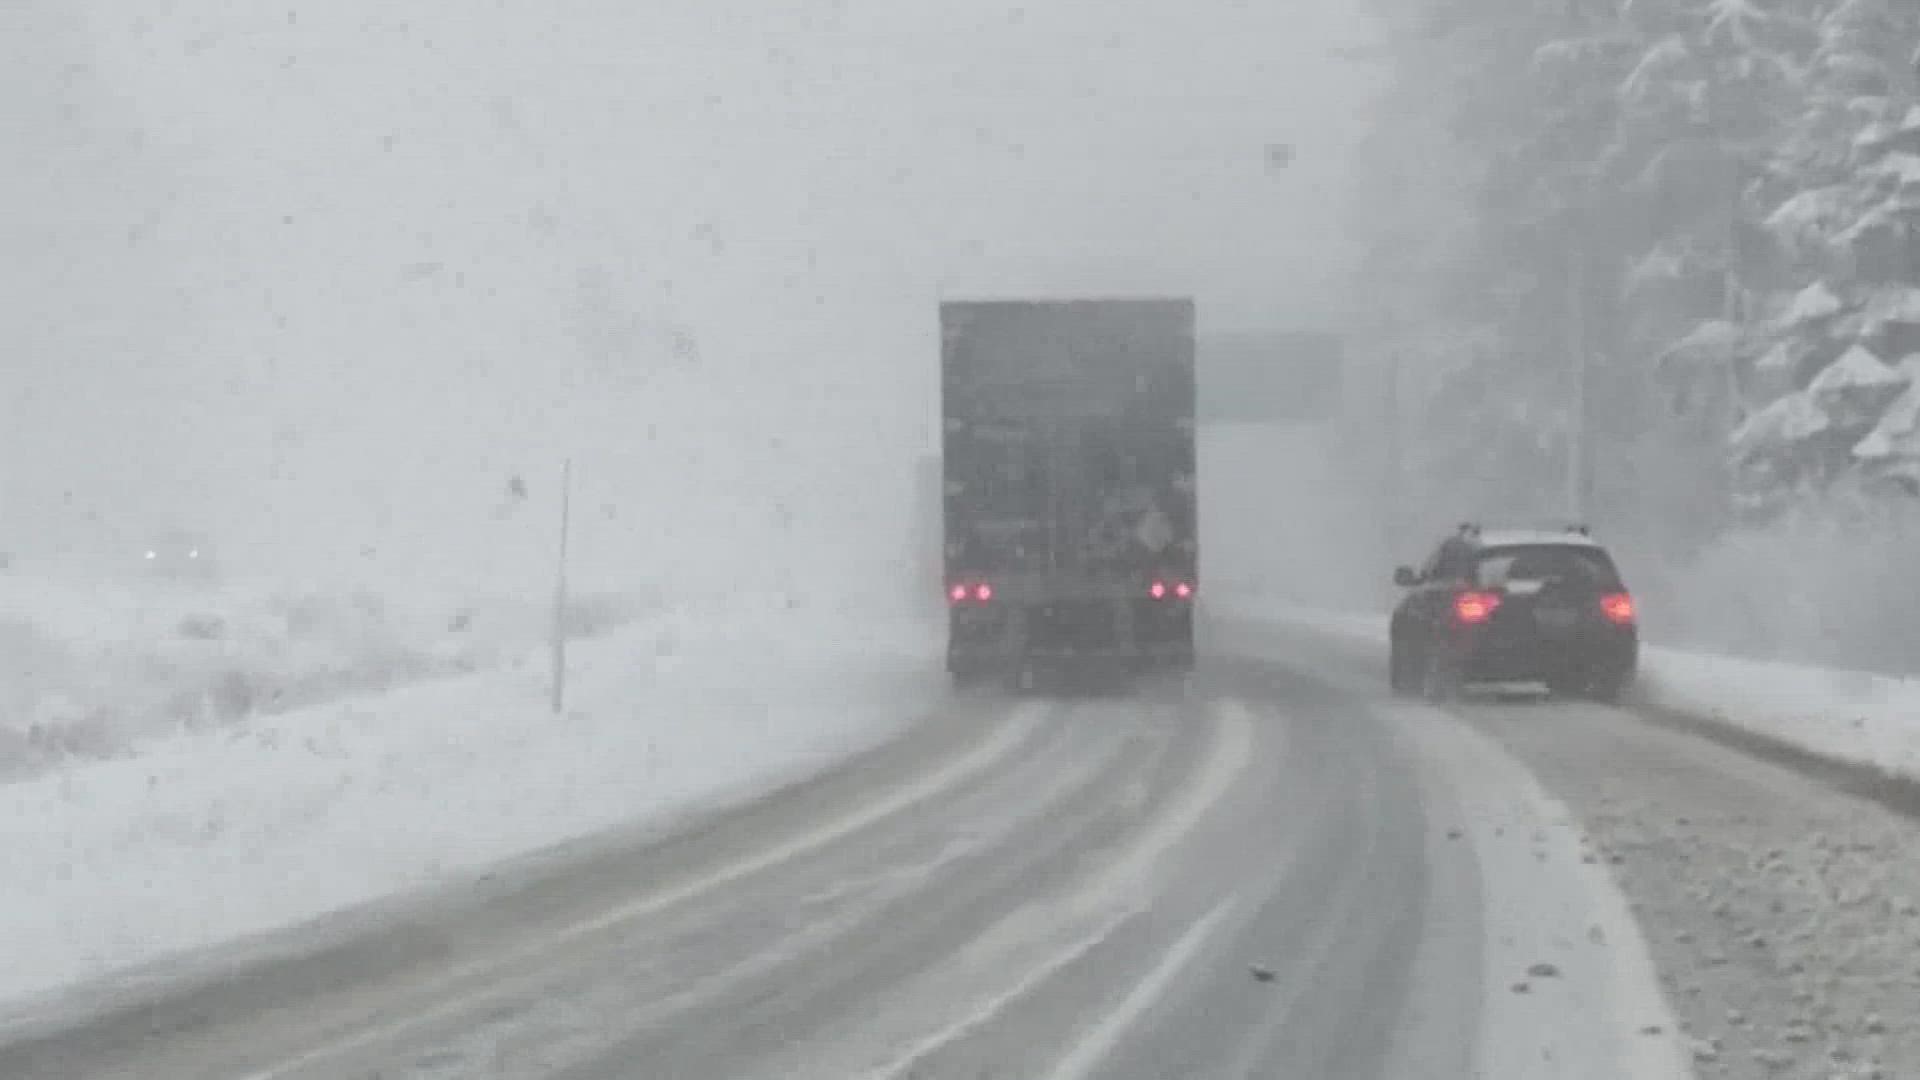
[948,652,1001,693]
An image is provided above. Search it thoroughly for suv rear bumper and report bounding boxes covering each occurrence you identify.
[1461,628,1637,685]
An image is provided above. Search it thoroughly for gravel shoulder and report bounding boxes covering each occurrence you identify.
[1463,696,1920,1080]
[1231,618,1920,1080]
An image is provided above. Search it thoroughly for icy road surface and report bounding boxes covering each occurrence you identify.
[0,641,1689,1079]
[1228,616,1920,1079]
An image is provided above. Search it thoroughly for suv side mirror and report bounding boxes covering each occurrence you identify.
[1393,566,1420,588]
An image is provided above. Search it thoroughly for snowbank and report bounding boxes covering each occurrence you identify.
[0,607,942,1016]
[0,567,648,777]
[1212,600,1920,785]
[1633,648,1920,781]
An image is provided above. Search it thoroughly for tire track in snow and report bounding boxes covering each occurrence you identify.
[232,699,1051,1080]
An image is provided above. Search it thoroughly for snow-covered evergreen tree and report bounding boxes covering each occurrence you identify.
[1348,0,1920,533]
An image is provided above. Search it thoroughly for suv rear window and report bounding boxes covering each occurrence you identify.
[1473,545,1622,589]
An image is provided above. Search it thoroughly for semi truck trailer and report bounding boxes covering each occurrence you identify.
[940,297,1198,688]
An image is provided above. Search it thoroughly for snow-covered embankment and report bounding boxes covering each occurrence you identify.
[0,570,645,777]
[0,594,941,1019]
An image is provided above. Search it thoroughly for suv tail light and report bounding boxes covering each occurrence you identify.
[1599,591,1635,625]
[1452,590,1501,625]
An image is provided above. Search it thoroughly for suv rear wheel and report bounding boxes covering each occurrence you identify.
[1388,639,1420,697]
[1420,647,1462,703]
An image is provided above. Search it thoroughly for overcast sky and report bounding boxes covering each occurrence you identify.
[3,0,1378,601]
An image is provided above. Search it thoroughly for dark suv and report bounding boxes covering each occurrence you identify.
[1389,525,1638,702]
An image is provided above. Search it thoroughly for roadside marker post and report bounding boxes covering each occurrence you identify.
[551,459,571,715]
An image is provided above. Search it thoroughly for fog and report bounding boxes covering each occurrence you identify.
[6,1,1377,610]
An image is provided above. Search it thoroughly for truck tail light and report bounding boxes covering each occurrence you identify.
[949,582,993,605]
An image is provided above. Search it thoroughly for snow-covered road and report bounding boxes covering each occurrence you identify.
[1,628,1691,1079]
[1222,613,1920,1078]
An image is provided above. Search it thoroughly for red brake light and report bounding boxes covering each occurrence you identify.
[1600,592,1635,625]
[974,583,993,602]
[949,584,968,604]
[1452,591,1500,625]
[1173,581,1193,600]
[1149,581,1168,600]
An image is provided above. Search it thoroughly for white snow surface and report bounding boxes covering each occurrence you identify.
[1657,318,1744,369]
[1732,389,1831,454]
[1809,343,1907,430]
[0,562,649,774]
[1853,120,1897,151]
[1393,704,1688,1080]
[1810,342,1902,396]
[1862,284,1920,330]
[1876,152,1920,188]
[1779,279,1844,326]
[1224,601,1920,785]
[0,606,941,1017]
[1855,376,1920,459]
